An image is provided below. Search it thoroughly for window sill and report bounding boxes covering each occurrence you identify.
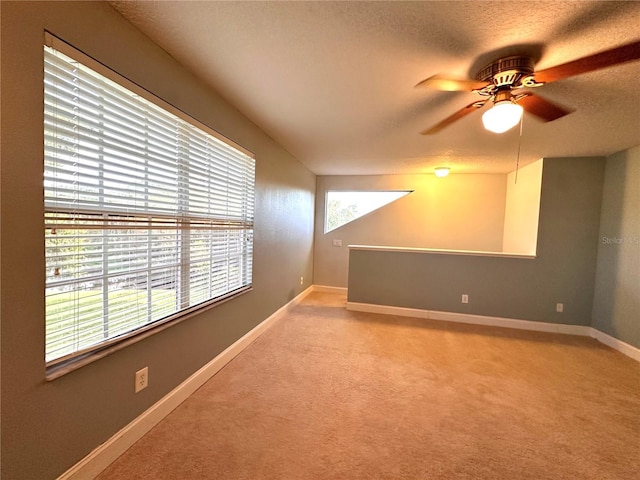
[45,286,253,381]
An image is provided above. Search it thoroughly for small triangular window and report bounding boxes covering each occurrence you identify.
[325,191,412,233]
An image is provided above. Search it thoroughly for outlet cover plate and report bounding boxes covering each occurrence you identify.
[135,367,148,393]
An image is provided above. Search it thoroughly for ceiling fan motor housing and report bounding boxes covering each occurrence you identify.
[476,56,536,87]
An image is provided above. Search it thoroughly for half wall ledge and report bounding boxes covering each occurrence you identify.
[348,244,536,260]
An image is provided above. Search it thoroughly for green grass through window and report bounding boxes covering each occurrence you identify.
[46,289,177,361]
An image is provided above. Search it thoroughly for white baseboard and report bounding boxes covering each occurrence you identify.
[427,309,591,336]
[346,302,431,319]
[313,285,348,294]
[347,301,639,361]
[590,328,640,362]
[57,286,315,480]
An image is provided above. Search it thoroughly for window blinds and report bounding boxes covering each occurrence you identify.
[44,36,255,365]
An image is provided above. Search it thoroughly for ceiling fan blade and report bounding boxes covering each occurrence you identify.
[415,74,488,92]
[421,101,486,135]
[518,93,573,122]
[534,40,640,83]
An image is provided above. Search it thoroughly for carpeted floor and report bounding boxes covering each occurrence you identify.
[97,291,640,479]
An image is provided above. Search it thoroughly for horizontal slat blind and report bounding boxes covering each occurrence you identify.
[44,39,255,365]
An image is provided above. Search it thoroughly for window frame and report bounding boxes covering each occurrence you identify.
[44,32,256,379]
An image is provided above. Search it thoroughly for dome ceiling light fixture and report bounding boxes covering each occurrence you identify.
[434,167,450,177]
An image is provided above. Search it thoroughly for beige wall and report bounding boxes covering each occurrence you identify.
[314,174,507,287]
[502,159,543,254]
[0,2,315,478]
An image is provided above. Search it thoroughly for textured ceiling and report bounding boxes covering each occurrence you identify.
[110,1,640,175]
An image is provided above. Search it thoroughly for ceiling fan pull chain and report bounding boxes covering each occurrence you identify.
[514,114,524,184]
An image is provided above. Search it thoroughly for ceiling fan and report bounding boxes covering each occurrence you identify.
[417,40,640,135]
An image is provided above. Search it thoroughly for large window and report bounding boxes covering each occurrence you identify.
[44,34,255,366]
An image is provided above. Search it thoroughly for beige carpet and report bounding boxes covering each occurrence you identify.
[97,292,640,479]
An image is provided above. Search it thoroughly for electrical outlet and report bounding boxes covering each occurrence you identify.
[556,303,564,313]
[300,276,304,285]
[332,239,342,247]
[135,367,148,393]
[461,294,469,304]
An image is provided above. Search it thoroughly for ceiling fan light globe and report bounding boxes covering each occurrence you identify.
[482,101,523,134]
